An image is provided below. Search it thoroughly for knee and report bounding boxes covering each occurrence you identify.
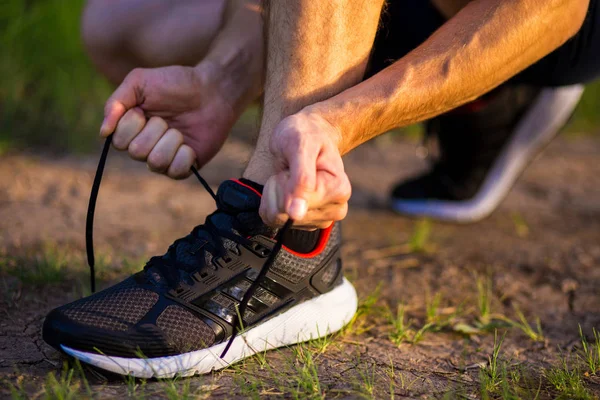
[81,1,123,59]
[81,1,135,82]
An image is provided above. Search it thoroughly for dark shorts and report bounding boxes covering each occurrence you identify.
[367,0,600,86]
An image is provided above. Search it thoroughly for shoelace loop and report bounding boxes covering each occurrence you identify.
[85,134,293,359]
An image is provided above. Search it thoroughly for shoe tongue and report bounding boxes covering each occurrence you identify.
[148,180,271,287]
[213,180,271,237]
[216,179,261,212]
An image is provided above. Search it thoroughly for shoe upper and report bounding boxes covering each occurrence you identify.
[43,180,343,358]
[392,85,541,201]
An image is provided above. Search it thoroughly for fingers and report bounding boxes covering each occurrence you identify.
[271,119,318,221]
[126,117,195,178]
[100,68,145,137]
[286,144,318,221]
[260,176,288,228]
[147,128,184,173]
[259,171,351,230]
[108,104,195,178]
[128,117,168,160]
[112,108,146,150]
[99,67,197,179]
[167,145,196,179]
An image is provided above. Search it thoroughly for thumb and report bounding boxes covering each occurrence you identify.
[285,144,318,221]
[100,69,145,137]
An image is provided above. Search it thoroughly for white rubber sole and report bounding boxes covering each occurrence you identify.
[392,85,585,223]
[61,278,357,379]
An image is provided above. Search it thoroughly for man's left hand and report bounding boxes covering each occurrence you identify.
[260,112,351,230]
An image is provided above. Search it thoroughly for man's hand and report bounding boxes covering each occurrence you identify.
[100,64,239,179]
[260,112,351,230]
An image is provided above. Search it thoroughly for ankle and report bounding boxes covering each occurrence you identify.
[243,149,278,185]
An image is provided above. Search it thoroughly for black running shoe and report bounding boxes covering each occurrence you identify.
[43,178,357,378]
[391,84,584,223]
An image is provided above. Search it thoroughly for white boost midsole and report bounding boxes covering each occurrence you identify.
[392,85,585,223]
[62,277,358,379]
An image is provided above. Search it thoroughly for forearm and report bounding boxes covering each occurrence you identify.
[196,0,264,108]
[308,0,589,155]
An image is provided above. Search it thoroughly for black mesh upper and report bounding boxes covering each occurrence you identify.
[61,278,158,331]
[270,224,340,283]
[43,179,343,359]
[62,288,158,331]
[156,305,216,351]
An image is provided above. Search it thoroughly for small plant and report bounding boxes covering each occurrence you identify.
[289,344,324,400]
[354,363,377,399]
[163,377,192,400]
[544,353,592,399]
[343,284,383,336]
[386,358,396,400]
[388,293,462,345]
[511,213,530,237]
[5,376,28,400]
[511,307,544,342]
[479,330,506,393]
[389,304,411,345]
[408,219,432,253]
[477,275,493,326]
[125,373,146,399]
[578,325,600,375]
[230,359,268,400]
[308,326,337,354]
[44,363,82,400]
[425,292,442,324]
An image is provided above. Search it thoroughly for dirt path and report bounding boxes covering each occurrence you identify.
[1,134,599,398]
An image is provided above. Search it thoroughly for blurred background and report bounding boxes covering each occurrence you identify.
[1,0,599,157]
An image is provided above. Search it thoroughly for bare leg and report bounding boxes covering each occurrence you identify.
[82,0,227,83]
[243,0,384,184]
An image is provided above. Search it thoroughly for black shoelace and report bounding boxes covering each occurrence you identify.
[85,134,293,358]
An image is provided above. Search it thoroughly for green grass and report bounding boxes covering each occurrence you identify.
[578,325,600,375]
[544,353,594,400]
[389,304,411,345]
[0,243,70,285]
[1,0,112,153]
[477,275,493,326]
[408,219,432,253]
[511,212,530,238]
[511,307,544,342]
[479,330,506,394]
[0,244,149,290]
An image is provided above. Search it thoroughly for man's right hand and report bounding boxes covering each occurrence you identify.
[100,64,240,179]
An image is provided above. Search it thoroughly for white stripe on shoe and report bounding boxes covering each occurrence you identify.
[392,85,585,223]
[62,278,357,379]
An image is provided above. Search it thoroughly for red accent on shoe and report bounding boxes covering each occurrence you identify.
[231,179,262,198]
[233,178,332,258]
[283,224,333,258]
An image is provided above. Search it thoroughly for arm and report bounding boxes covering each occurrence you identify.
[306,0,589,155]
[99,0,264,179]
[197,0,264,110]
